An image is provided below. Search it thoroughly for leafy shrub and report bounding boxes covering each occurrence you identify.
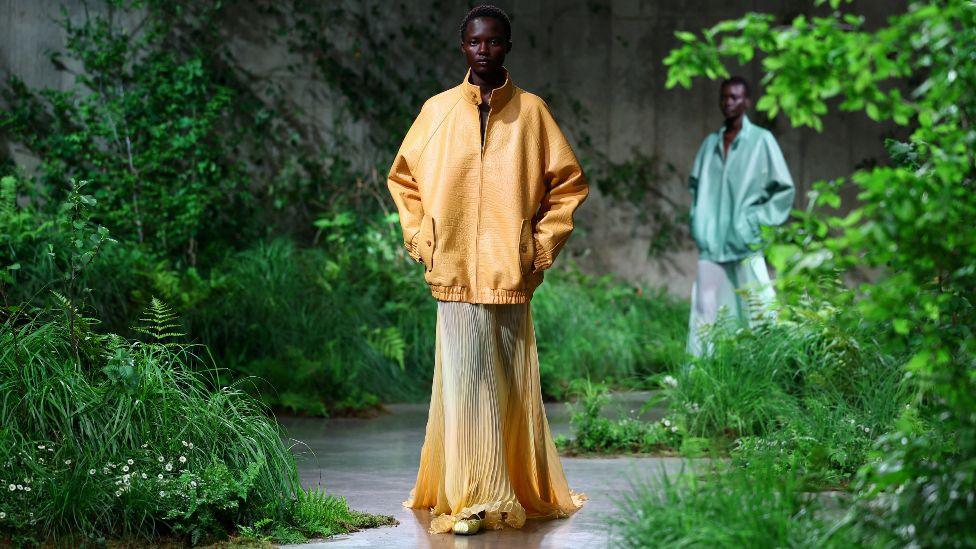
[558,381,680,455]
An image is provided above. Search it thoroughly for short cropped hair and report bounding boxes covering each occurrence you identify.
[459,5,512,42]
[720,75,752,98]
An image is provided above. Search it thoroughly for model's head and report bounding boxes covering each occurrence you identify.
[459,5,512,80]
[719,76,752,120]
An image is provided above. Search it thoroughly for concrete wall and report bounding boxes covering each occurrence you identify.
[0,0,906,295]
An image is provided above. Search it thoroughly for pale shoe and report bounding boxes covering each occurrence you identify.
[452,512,486,535]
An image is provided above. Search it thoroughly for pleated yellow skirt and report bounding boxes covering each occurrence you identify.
[404,302,585,533]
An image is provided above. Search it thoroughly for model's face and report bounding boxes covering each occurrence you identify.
[461,17,511,79]
[719,83,750,120]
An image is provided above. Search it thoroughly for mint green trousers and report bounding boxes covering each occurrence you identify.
[686,254,777,357]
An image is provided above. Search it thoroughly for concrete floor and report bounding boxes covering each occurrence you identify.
[279,393,685,549]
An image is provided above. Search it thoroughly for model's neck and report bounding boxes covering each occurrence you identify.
[724,115,744,132]
[468,69,507,92]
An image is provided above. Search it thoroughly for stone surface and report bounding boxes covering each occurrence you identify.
[279,395,683,548]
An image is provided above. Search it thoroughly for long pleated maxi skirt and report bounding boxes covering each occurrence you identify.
[403,301,585,533]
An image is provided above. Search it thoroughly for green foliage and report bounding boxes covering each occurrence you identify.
[533,271,688,399]
[0,311,372,545]
[559,381,680,455]
[1,11,248,261]
[610,457,854,548]
[665,0,976,543]
[134,297,186,348]
[663,301,905,486]
[183,228,433,416]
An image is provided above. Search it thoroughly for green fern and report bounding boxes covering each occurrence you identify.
[50,290,96,331]
[365,326,405,371]
[135,297,185,346]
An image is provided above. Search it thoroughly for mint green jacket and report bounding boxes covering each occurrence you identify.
[688,115,795,262]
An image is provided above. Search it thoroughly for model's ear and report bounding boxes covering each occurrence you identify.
[506,40,513,54]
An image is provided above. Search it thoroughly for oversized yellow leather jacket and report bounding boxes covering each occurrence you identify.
[387,70,588,304]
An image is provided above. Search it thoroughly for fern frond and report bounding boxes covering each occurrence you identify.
[134,296,185,346]
[365,326,406,371]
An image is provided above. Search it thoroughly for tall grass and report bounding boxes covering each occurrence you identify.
[663,304,908,485]
[534,270,688,399]
[611,457,854,548]
[0,312,391,545]
[183,238,434,414]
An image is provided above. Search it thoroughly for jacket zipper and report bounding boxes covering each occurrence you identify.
[474,101,491,297]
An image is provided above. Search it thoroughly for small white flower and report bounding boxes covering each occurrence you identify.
[165,463,173,471]
[7,485,13,491]
[115,490,122,497]
[901,437,909,446]
[190,481,197,488]
[0,512,6,519]
[89,469,96,475]
[863,427,871,433]
[37,445,45,450]
[141,473,148,479]
[157,474,164,480]
[158,456,164,463]
[662,419,671,427]
[159,491,166,497]
[24,487,30,492]
[127,459,134,465]
[662,375,678,388]
[671,426,678,433]
[141,443,148,448]
[187,443,193,449]
[181,440,188,447]
[123,474,130,481]
[178,456,186,463]
[64,459,72,465]
[102,468,109,475]
[47,448,54,453]
[16,485,23,490]
[122,466,129,472]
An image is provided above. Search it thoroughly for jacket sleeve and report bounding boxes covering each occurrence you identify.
[748,133,795,229]
[532,105,589,273]
[387,108,428,262]
[688,140,708,219]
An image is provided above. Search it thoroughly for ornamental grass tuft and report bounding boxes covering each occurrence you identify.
[0,311,393,546]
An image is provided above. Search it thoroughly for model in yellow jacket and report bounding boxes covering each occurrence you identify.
[389,5,586,537]
[387,15,588,304]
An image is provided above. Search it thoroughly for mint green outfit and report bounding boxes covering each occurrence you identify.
[688,115,794,262]
[686,115,795,356]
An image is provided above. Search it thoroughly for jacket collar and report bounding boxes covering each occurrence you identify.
[460,68,515,110]
[714,114,754,155]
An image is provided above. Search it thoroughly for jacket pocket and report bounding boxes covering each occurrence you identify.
[418,215,435,272]
[731,209,761,253]
[518,219,535,276]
